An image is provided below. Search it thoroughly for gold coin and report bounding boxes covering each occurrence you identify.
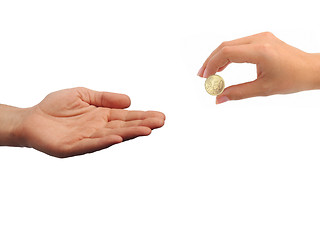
[204,75,225,96]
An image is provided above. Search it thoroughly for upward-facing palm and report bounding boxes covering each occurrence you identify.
[19,87,165,158]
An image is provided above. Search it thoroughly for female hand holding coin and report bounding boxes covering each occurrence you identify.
[198,32,320,104]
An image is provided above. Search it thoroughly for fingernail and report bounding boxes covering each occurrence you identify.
[216,96,229,104]
[197,66,204,77]
[203,68,209,78]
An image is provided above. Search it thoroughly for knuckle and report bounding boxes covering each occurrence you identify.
[260,31,275,39]
[220,41,229,48]
[219,41,230,49]
[259,43,272,51]
[257,43,276,58]
[75,87,88,92]
[257,43,278,62]
[220,45,232,55]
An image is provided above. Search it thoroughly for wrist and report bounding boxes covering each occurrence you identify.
[0,104,31,147]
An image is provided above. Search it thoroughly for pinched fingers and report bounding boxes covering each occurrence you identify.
[198,35,254,77]
[202,44,263,78]
[198,32,277,77]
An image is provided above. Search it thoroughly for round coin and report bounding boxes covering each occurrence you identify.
[204,75,225,96]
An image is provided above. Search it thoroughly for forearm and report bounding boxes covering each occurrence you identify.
[0,104,27,147]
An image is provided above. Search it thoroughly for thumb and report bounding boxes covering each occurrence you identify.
[77,87,131,109]
[216,79,269,104]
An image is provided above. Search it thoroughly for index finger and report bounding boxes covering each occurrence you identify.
[202,44,261,78]
[198,33,272,77]
[198,36,255,76]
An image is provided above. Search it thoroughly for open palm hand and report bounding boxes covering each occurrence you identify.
[19,87,165,158]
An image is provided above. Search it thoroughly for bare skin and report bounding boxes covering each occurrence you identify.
[198,32,320,104]
[0,87,165,158]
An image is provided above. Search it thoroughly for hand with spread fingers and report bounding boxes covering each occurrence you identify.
[198,32,320,104]
[0,87,165,158]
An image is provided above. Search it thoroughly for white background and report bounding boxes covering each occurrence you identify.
[1,0,320,239]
